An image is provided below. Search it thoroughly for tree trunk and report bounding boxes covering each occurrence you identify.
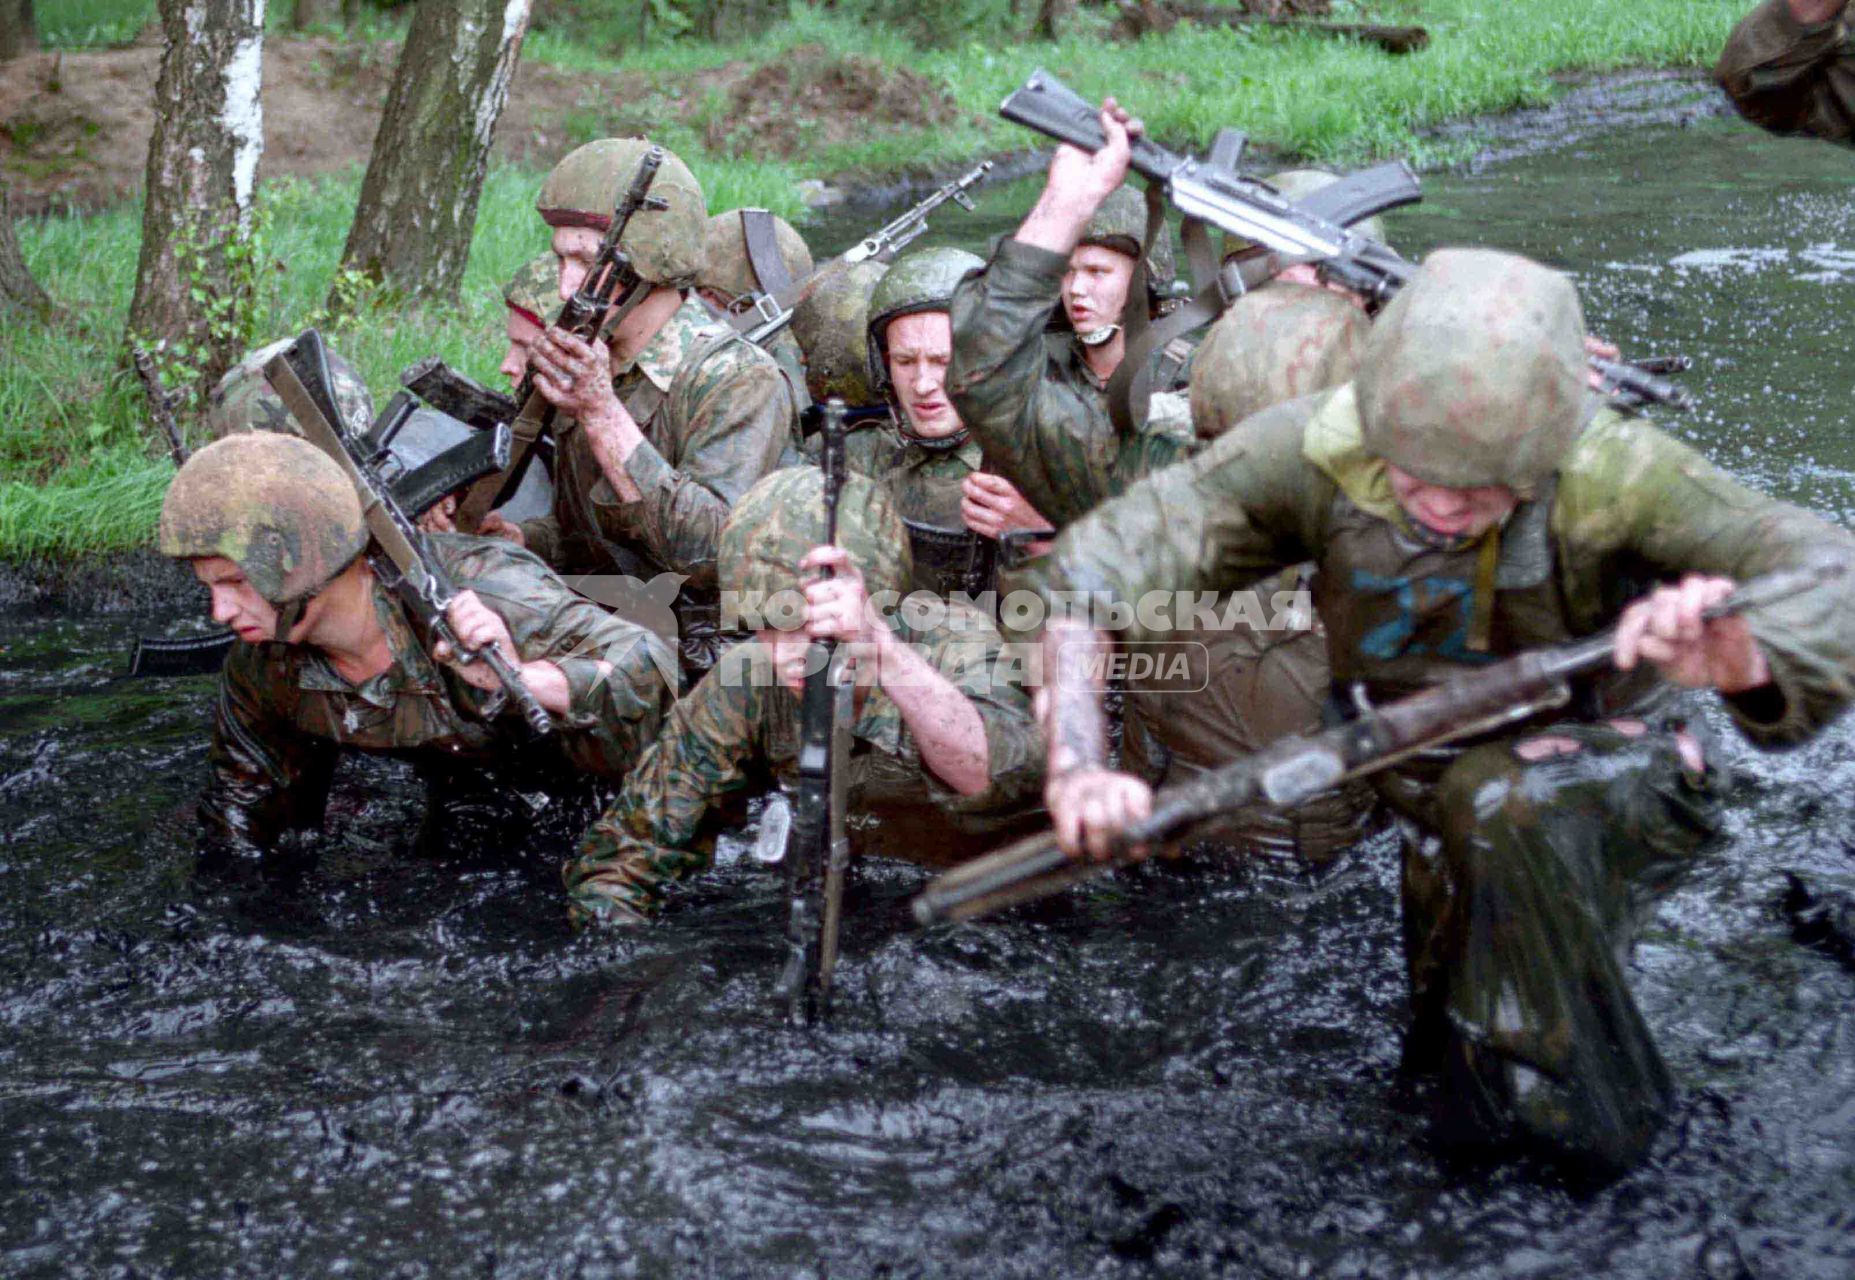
[0,0,35,60]
[0,185,54,318]
[334,0,532,305]
[126,0,266,409]
[292,0,341,28]
[1035,0,1076,40]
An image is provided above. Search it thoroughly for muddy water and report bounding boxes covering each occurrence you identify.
[5,110,1854,1278]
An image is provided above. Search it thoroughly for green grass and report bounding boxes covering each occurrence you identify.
[8,0,1751,558]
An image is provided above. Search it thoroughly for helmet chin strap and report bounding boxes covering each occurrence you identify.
[271,596,310,643]
[1076,323,1121,348]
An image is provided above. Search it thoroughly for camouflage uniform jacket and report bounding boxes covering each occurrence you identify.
[519,294,800,589]
[202,534,678,853]
[1717,0,1855,143]
[565,601,1046,922]
[844,421,984,529]
[949,237,1195,530]
[1036,386,1855,786]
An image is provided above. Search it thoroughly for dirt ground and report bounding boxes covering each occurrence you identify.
[0,34,974,214]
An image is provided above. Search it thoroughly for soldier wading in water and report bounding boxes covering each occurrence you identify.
[1023,99,1855,1173]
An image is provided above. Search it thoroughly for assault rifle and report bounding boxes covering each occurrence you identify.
[126,396,513,680]
[765,397,855,1023]
[410,146,672,533]
[264,329,555,737]
[725,160,996,346]
[998,69,1694,413]
[912,561,1844,925]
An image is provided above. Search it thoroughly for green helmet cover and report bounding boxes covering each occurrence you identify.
[502,253,559,326]
[536,138,708,288]
[792,259,888,405]
[719,465,912,612]
[1356,247,1588,497]
[205,338,374,442]
[698,209,814,301]
[1190,282,1370,439]
[1079,184,1175,286]
[157,432,367,604]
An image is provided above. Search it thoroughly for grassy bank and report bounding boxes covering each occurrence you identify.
[7,0,1749,559]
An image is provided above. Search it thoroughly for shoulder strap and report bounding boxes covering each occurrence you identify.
[740,209,797,297]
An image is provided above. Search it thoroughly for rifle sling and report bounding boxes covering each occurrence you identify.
[1108,216,1224,436]
[740,208,796,297]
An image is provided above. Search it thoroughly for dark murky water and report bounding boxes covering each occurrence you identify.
[5,104,1855,1278]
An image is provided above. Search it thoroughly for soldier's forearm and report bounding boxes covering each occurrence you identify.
[872,624,991,796]
[1043,622,1113,776]
[584,403,646,503]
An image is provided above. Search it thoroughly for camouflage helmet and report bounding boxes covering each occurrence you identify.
[158,432,367,604]
[1357,248,1588,497]
[1189,282,1371,439]
[698,209,815,302]
[865,246,984,396]
[1222,169,1389,262]
[204,338,374,441]
[502,253,558,326]
[792,259,888,405]
[720,465,912,609]
[536,138,708,287]
[1079,184,1175,288]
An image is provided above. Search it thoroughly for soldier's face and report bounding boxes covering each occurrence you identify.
[500,310,545,387]
[192,557,279,644]
[1062,245,1135,335]
[552,227,606,301]
[1385,464,1518,540]
[886,311,964,440]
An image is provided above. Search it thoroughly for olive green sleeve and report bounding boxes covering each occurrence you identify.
[517,512,565,569]
[200,644,337,855]
[1556,414,1855,747]
[1034,398,1332,644]
[948,238,1116,528]
[1716,0,1855,143]
[438,534,678,780]
[601,342,797,590]
[564,653,774,923]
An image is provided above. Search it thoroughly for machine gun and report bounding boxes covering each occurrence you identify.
[911,562,1842,925]
[765,397,856,1023]
[725,160,996,347]
[406,146,672,534]
[998,69,1695,415]
[259,329,554,737]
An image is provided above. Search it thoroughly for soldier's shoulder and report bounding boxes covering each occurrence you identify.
[429,530,556,583]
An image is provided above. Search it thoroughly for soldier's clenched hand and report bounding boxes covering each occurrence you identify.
[530,326,616,421]
[477,511,526,548]
[1047,767,1153,862]
[435,590,524,691]
[799,545,877,647]
[1614,573,1770,693]
[961,472,1053,543]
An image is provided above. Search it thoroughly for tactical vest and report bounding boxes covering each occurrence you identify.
[1304,393,1664,722]
[886,433,998,602]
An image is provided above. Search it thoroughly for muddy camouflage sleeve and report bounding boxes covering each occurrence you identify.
[200,644,337,855]
[516,511,565,569]
[1553,414,1855,748]
[948,238,1119,528]
[437,535,677,779]
[604,340,795,589]
[564,653,776,924]
[1035,398,1332,644]
[1716,0,1855,143]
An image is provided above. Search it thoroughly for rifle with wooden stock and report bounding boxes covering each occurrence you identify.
[912,562,1843,926]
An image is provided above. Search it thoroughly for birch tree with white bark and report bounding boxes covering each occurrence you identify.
[125,0,266,406]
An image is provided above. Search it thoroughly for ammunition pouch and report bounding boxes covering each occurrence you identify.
[903,518,997,603]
